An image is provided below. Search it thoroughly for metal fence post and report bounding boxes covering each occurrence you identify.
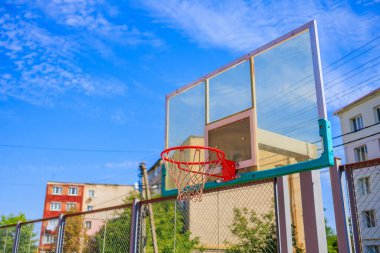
[11,222,21,253]
[129,199,140,253]
[102,212,108,253]
[329,158,352,253]
[345,166,361,253]
[275,176,292,253]
[300,170,328,253]
[55,214,66,253]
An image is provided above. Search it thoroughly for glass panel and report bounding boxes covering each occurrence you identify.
[254,30,320,171]
[167,83,205,190]
[209,60,252,122]
[208,117,251,162]
[168,83,205,148]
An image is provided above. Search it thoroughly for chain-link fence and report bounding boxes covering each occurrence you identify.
[1,171,338,253]
[0,224,17,253]
[137,180,277,253]
[344,158,380,253]
[0,203,133,253]
[20,218,58,253]
[63,205,132,253]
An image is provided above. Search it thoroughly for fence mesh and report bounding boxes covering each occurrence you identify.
[0,225,17,253]
[348,163,380,253]
[137,180,277,253]
[63,206,132,253]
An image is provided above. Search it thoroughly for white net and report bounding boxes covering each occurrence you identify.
[162,147,224,201]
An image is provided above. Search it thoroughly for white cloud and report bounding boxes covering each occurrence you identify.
[0,1,165,106]
[0,5,129,106]
[105,160,139,169]
[111,110,128,124]
[38,0,163,47]
[141,0,379,53]
[141,0,380,112]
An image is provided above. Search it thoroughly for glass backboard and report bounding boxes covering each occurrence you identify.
[163,20,334,194]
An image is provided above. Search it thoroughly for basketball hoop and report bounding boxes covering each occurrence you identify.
[161,146,236,201]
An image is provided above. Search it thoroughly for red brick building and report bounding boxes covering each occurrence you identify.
[39,182,84,252]
[38,181,134,252]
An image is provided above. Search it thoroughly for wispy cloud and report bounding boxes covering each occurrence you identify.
[110,109,136,125]
[141,0,380,111]
[0,1,162,106]
[38,0,163,48]
[141,1,378,52]
[105,160,139,169]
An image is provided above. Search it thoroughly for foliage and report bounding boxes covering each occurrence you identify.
[225,207,277,253]
[83,209,131,253]
[291,224,305,253]
[325,220,338,253]
[84,191,199,253]
[123,190,142,203]
[144,201,200,253]
[0,213,38,253]
[63,209,88,253]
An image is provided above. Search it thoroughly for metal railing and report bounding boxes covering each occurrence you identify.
[344,158,380,253]
[0,179,281,253]
[136,180,278,253]
[6,157,379,252]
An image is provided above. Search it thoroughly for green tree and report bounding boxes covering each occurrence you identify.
[144,201,199,253]
[63,209,87,253]
[325,221,338,253]
[83,208,131,253]
[0,213,38,253]
[83,192,139,253]
[83,196,199,253]
[225,207,277,253]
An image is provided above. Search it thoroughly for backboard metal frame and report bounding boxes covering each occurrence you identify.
[162,20,334,197]
[205,108,258,169]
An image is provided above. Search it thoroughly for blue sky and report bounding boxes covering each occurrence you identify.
[0,0,379,230]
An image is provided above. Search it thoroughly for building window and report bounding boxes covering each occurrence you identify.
[375,105,380,123]
[66,202,77,211]
[68,186,78,195]
[50,202,61,211]
[52,186,62,195]
[351,115,363,132]
[355,145,368,162]
[88,190,95,198]
[85,221,92,229]
[358,177,370,195]
[87,205,93,211]
[47,219,58,230]
[44,235,55,244]
[363,210,376,228]
[366,245,380,253]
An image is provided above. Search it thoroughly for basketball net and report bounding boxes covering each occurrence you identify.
[161,146,227,201]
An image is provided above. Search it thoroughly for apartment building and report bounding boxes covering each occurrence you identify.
[39,181,134,252]
[335,87,380,253]
[147,159,163,196]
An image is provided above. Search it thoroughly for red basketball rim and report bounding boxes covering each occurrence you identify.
[161,145,226,178]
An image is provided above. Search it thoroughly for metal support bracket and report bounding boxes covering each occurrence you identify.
[162,119,334,197]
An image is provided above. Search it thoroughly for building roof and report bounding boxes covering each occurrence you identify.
[47,181,133,186]
[334,87,380,115]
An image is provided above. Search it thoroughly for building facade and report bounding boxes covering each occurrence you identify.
[39,182,134,252]
[335,87,380,253]
[147,159,163,196]
[334,88,380,163]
